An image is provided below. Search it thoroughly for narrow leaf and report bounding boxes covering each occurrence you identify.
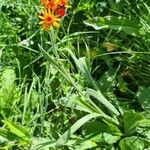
[56,113,101,147]
[4,120,30,141]
[86,88,120,116]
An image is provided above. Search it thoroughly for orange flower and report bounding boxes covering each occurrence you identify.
[39,9,60,30]
[40,0,49,6]
[55,7,66,17]
[57,0,68,7]
[47,0,58,10]
[40,0,58,10]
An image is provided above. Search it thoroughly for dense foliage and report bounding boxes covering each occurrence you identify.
[0,0,150,149]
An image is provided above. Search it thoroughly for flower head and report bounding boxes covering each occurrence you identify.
[40,0,49,6]
[39,0,69,30]
[47,0,57,9]
[57,0,68,7]
[39,9,60,30]
[55,7,66,17]
[41,0,58,10]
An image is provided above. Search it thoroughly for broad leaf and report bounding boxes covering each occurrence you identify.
[119,137,146,150]
[123,111,144,134]
[137,119,150,139]
[137,86,150,110]
[84,16,145,36]
[82,121,121,145]
[0,68,17,109]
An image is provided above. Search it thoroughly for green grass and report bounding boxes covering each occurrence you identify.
[0,0,150,149]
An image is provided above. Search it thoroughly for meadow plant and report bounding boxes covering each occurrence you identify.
[39,0,68,30]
